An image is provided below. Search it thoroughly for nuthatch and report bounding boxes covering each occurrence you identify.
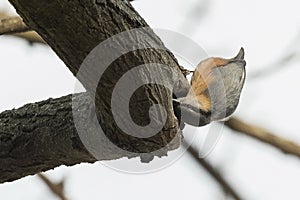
[174,48,246,127]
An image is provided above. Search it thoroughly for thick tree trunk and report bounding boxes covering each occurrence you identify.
[1,0,190,183]
[8,0,187,153]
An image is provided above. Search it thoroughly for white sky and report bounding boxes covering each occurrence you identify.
[0,0,300,199]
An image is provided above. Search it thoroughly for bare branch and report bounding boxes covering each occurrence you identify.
[0,93,96,184]
[8,0,186,162]
[0,16,30,35]
[12,31,46,44]
[0,91,181,184]
[37,173,68,200]
[183,141,243,200]
[225,117,300,158]
[1,0,191,183]
[248,33,300,80]
[248,51,296,80]
[0,12,45,44]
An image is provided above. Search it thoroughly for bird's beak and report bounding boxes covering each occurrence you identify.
[233,47,245,60]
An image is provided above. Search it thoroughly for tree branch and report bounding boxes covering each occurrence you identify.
[38,173,68,200]
[225,117,300,158]
[0,12,45,44]
[0,93,150,183]
[247,32,300,81]
[7,0,189,162]
[0,16,30,35]
[0,93,93,183]
[12,31,46,44]
[183,141,243,200]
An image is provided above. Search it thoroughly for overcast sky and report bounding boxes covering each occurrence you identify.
[1,0,300,199]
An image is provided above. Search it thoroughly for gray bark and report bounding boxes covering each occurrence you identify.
[1,0,190,183]
[8,0,187,153]
[0,93,95,183]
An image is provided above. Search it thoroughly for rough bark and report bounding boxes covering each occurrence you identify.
[2,0,190,183]
[0,94,91,183]
[0,93,158,183]
[8,0,189,154]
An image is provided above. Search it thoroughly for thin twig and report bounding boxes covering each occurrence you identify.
[0,16,30,35]
[225,117,300,158]
[12,31,46,44]
[183,141,244,200]
[248,51,296,80]
[37,173,68,200]
[247,32,300,80]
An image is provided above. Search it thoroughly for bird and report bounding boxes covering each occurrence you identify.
[174,47,246,127]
